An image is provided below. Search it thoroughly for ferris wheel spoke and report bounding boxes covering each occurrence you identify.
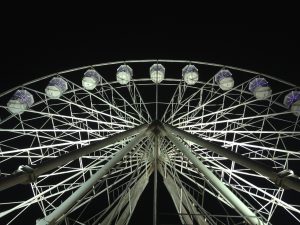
[46,141,151,223]
[127,80,151,123]
[94,73,150,124]
[195,128,299,156]
[212,121,299,149]
[223,170,300,216]
[173,161,283,217]
[4,203,32,225]
[197,90,259,127]
[1,60,300,224]
[0,128,89,148]
[199,99,294,133]
[162,159,252,224]
[62,78,145,124]
[83,167,151,225]
[179,111,292,130]
[171,76,256,125]
[163,132,268,225]
[0,144,146,221]
[162,80,185,122]
[0,113,130,163]
[181,108,300,162]
[1,130,140,158]
[160,146,229,225]
[87,165,151,225]
[24,87,115,125]
[190,82,296,129]
[0,166,91,219]
[162,81,213,123]
[176,129,299,164]
[171,156,300,222]
[202,123,299,154]
[23,86,138,127]
[165,160,232,206]
[1,105,131,129]
[202,137,300,155]
[39,160,144,216]
[58,97,139,126]
[190,140,296,183]
[0,136,103,155]
[189,129,300,135]
[166,81,217,124]
[174,86,296,127]
[0,128,125,134]
[158,166,214,224]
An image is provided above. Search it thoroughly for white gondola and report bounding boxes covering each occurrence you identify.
[214,69,234,91]
[82,69,101,90]
[249,78,272,100]
[182,65,198,85]
[7,90,34,114]
[284,91,300,116]
[150,63,165,83]
[45,77,68,99]
[116,65,132,85]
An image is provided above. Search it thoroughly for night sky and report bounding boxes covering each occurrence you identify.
[1,17,300,225]
[1,20,299,92]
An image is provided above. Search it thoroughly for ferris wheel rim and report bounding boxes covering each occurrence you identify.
[0,59,300,225]
[1,59,298,98]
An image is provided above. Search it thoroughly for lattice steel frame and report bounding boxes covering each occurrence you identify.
[0,60,300,225]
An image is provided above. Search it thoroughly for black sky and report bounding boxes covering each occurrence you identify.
[1,19,299,91]
[0,16,299,225]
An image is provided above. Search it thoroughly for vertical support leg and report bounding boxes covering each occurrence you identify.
[158,164,209,225]
[115,169,152,225]
[153,135,158,225]
[155,82,158,120]
[36,131,148,225]
[162,127,266,225]
[99,167,153,225]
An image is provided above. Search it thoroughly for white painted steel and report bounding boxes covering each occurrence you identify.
[0,60,300,225]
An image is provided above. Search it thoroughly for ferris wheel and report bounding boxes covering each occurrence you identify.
[0,59,300,225]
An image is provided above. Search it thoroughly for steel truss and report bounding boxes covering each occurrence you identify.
[0,60,300,225]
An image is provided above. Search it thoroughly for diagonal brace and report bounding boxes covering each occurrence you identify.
[163,123,300,192]
[161,125,267,225]
[0,123,149,191]
[36,126,151,225]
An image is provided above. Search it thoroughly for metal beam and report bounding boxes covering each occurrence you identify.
[158,164,209,225]
[153,135,158,225]
[36,128,149,225]
[115,171,151,225]
[0,123,149,191]
[161,170,194,225]
[99,168,152,225]
[163,123,300,192]
[162,126,267,225]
